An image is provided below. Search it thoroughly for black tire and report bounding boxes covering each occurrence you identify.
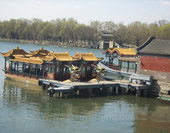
[49,89,55,97]
[38,80,42,86]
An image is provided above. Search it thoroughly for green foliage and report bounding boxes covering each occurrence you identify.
[0,18,170,47]
[158,24,170,39]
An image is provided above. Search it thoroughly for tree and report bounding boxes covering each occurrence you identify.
[149,23,159,38]
[102,21,117,31]
[59,18,78,42]
[6,19,17,39]
[158,24,170,40]
[113,23,128,46]
[127,21,150,46]
[157,19,170,27]
[14,19,28,40]
[0,18,170,47]
[90,21,102,42]
[38,22,55,41]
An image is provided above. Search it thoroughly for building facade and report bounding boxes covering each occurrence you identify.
[99,30,115,50]
[137,37,170,81]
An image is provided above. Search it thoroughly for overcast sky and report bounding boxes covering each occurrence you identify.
[0,0,170,24]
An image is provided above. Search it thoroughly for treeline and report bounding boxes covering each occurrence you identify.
[0,18,170,47]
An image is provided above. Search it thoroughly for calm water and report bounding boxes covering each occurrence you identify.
[0,41,170,133]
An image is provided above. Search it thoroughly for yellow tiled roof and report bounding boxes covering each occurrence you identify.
[30,47,49,56]
[74,52,99,61]
[119,57,138,62]
[46,51,73,61]
[1,47,28,57]
[104,48,136,56]
[116,48,136,56]
[9,57,44,64]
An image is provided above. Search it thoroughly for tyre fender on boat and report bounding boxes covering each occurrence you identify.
[47,87,55,97]
[100,84,105,91]
[38,80,42,86]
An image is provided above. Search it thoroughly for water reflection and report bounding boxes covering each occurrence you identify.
[2,78,170,133]
[120,96,170,132]
[3,78,105,118]
[134,104,170,133]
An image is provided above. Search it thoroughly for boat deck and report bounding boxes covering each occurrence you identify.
[39,79,151,96]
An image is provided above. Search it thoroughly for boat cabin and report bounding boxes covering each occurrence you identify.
[1,47,44,80]
[1,47,103,82]
[1,47,73,81]
[103,48,137,73]
[43,51,73,81]
[73,52,102,81]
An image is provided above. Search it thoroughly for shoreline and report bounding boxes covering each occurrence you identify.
[0,38,99,49]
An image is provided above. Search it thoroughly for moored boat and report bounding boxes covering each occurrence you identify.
[103,48,138,74]
[1,47,102,84]
[157,96,170,104]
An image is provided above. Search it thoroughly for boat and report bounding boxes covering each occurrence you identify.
[1,47,102,84]
[157,95,170,104]
[103,48,138,74]
[98,61,132,77]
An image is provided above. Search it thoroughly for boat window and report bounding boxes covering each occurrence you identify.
[45,65,48,71]
[55,66,59,73]
[63,67,66,73]
[92,67,96,73]
[113,58,119,65]
[81,66,86,74]
[23,64,30,75]
[49,65,53,73]
[87,66,91,71]
[121,61,128,68]
[67,67,70,74]
[12,62,16,71]
[129,62,136,70]
[31,64,35,73]
[18,62,23,73]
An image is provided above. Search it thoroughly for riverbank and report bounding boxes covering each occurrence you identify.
[0,38,99,49]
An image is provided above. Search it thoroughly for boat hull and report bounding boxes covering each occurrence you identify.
[5,73,38,85]
[157,96,170,104]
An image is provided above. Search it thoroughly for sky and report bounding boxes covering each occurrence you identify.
[0,0,170,25]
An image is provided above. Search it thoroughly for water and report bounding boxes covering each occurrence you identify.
[0,41,170,133]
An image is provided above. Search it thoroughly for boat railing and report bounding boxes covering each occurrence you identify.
[4,69,44,79]
[108,64,119,70]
